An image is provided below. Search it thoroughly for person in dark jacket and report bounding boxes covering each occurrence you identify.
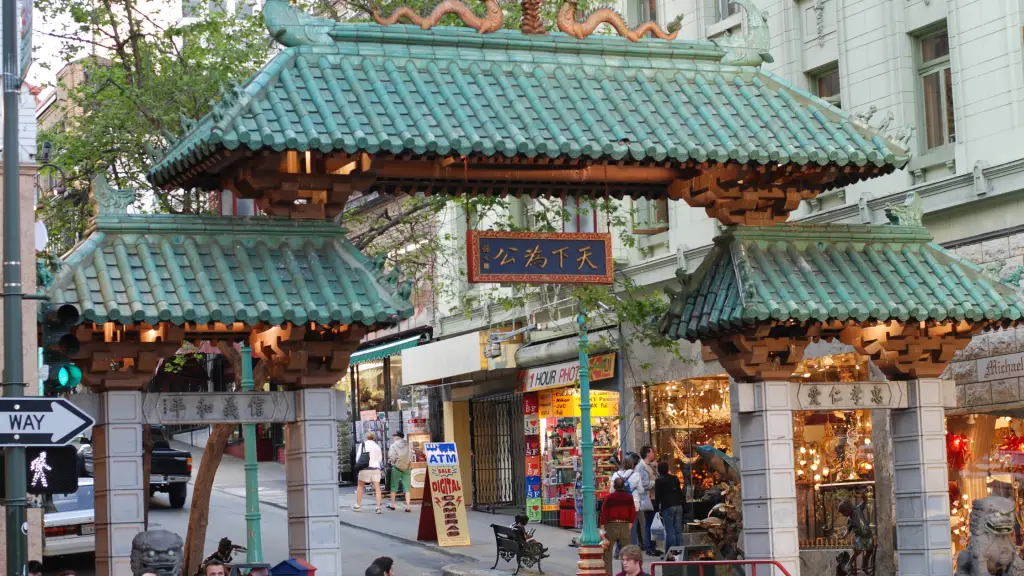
[601,477,638,575]
[653,461,683,552]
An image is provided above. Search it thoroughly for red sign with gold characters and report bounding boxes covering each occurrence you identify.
[424,442,471,547]
[466,230,614,284]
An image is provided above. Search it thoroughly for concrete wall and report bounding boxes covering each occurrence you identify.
[442,400,474,507]
[0,164,40,394]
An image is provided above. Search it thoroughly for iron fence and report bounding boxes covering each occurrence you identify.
[470,392,525,512]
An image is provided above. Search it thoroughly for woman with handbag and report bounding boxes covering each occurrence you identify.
[353,431,384,513]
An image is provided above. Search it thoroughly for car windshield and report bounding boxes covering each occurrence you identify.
[47,484,94,513]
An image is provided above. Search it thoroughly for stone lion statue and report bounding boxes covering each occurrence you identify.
[130,529,184,576]
[956,496,1024,576]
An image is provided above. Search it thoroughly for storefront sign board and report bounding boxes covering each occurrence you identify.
[424,442,471,546]
[467,230,614,284]
[977,352,1024,383]
[538,389,620,418]
[521,353,615,392]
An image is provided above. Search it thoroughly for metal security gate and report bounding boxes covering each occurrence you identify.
[470,392,526,511]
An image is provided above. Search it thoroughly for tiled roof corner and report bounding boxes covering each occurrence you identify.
[45,214,415,328]
[660,224,1024,341]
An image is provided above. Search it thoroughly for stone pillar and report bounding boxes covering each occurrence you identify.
[286,388,342,573]
[93,390,145,576]
[891,378,953,576]
[870,409,897,576]
[731,380,799,576]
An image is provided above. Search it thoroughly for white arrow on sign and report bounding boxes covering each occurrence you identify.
[0,398,95,446]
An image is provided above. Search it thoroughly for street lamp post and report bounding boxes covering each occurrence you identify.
[240,343,264,562]
[576,303,605,576]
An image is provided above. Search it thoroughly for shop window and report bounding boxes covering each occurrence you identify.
[632,197,670,235]
[355,361,386,415]
[390,353,407,411]
[811,66,842,109]
[917,27,956,150]
[631,0,656,26]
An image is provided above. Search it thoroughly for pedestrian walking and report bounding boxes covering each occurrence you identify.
[654,461,683,556]
[615,545,650,576]
[601,477,638,575]
[353,430,385,513]
[387,431,413,512]
[637,446,658,555]
[610,453,644,547]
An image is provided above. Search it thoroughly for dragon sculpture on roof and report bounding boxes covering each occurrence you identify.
[372,0,504,33]
[556,0,680,42]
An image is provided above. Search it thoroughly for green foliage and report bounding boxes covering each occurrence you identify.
[35,0,273,252]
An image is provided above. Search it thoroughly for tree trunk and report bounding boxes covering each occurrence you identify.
[181,423,234,576]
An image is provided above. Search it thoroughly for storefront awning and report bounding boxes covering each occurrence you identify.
[350,335,422,366]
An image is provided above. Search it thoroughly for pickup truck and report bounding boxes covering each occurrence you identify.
[76,425,193,508]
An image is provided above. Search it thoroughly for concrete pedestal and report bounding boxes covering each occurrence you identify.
[285,388,342,573]
[732,380,799,576]
[891,378,953,576]
[93,391,145,576]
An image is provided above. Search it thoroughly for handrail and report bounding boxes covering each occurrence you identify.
[649,559,793,576]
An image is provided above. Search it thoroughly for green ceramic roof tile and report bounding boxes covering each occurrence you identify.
[660,224,1024,341]
[43,214,414,328]
[148,24,910,187]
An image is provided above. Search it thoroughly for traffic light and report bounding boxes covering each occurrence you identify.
[41,303,82,394]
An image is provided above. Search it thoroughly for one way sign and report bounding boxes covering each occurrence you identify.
[0,398,94,446]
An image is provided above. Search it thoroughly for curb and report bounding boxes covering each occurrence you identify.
[208,483,474,562]
[441,562,540,576]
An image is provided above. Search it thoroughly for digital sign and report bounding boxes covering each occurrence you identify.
[0,445,79,494]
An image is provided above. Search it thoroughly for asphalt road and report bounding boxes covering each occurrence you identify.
[41,485,454,576]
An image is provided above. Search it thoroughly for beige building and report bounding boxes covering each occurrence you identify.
[36,56,110,133]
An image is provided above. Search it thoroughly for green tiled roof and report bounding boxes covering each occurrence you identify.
[148,23,910,188]
[45,215,414,327]
[660,224,1024,341]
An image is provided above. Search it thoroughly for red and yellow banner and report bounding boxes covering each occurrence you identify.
[538,389,619,418]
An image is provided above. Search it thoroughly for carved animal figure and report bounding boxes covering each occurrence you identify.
[557,0,679,42]
[130,529,184,576]
[955,496,1024,576]
[694,444,741,485]
[892,124,915,149]
[852,105,878,126]
[884,191,923,227]
[264,0,334,46]
[714,0,773,65]
[372,0,504,33]
[93,174,137,216]
[520,0,544,34]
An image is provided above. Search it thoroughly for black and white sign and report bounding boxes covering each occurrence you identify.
[141,392,296,425]
[0,398,94,446]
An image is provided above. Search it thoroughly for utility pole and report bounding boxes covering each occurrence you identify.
[2,0,27,569]
[240,343,263,562]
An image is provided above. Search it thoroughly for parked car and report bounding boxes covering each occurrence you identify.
[43,478,94,558]
[76,425,193,508]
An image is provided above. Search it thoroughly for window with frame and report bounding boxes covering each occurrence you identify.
[632,197,669,234]
[811,67,842,109]
[563,197,597,233]
[716,0,739,21]
[632,0,657,25]
[918,28,956,150]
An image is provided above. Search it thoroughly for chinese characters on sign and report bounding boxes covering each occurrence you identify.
[466,231,614,284]
[796,382,907,411]
[143,392,297,424]
[423,443,471,547]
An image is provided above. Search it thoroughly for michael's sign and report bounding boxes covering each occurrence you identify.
[977,353,1024,382]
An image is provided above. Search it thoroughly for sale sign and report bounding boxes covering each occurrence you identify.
[424,443,471,547]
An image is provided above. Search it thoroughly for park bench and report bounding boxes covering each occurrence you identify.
[491,523,546,574]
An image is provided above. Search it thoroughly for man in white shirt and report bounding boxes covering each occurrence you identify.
[354,431,385,513]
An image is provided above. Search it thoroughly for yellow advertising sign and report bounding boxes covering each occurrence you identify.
[425,442,471,546]
[538,389,620,418]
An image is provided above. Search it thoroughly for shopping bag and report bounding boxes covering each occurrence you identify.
[650,512,666,541]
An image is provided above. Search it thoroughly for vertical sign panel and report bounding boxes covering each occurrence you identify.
[424,442,471,546]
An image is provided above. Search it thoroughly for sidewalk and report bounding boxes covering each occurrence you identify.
[174,441,584,575]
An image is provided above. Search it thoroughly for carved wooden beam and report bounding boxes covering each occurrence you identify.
[706,324,811,382]
[838,321,979,379]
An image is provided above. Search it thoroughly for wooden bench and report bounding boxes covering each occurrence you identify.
[491,524,546,574]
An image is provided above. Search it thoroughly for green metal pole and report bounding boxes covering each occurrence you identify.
[2,0,27,565]
[577,303,600,546]
[240,343,263,562]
